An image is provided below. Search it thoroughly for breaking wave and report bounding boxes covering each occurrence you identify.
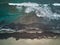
[9,2,60,19]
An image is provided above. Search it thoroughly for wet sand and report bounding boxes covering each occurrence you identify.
[0,38,60,45]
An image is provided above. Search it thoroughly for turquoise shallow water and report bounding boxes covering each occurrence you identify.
[0,0,60,25]
[0,3,23,26]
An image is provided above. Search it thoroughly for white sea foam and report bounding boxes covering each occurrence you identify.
[8,2,60,19]
[53,3,60,6]
[25,7,35,13]
[8,2,39,7]
[8,3,60,6]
